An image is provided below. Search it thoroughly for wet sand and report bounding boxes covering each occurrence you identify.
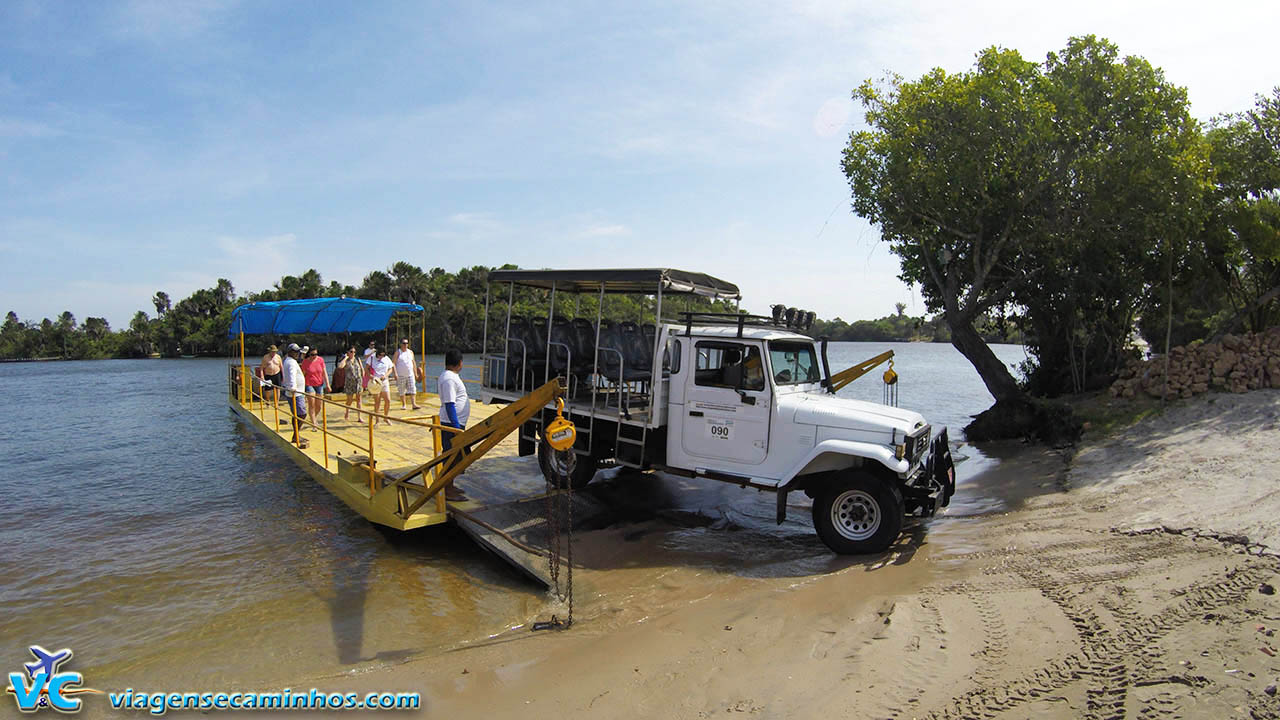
[306,390,1280,718]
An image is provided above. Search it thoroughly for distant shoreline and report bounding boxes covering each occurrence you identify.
[0,356,67,363]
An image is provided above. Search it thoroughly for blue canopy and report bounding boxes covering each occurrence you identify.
[228,298,424,337]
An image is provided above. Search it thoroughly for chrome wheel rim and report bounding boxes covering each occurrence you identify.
[832,489,881,541]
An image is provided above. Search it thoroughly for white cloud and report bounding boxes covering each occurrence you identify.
[0,118,61,139]
[214,233,299,295]
[813,96,853,139]
[578,223,630,238]
[113,0,236,42]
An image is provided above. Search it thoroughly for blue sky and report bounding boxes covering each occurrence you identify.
[2,0,1277,329]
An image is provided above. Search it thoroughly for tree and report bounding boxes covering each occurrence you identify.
[129,311,153,357]
[1023,37,1208,395]
[844,46,1052,404]
[57,311,76,358]
[844,36,1209,421]
[1202,89,1280,335]
[153,292,171,317]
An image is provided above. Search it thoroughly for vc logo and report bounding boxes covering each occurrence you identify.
[6,646,99,713]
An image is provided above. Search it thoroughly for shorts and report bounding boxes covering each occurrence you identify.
[396,376,416,396]
[292,394,307,418]
[441,422,465,451]
[372,377,390,394]
[306,384,325,395]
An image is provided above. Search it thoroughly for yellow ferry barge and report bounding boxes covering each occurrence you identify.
[225,297,576,584]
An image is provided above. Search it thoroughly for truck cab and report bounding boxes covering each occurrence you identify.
[478,268,954,554]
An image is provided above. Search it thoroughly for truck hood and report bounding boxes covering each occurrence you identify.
[788,393,926,435]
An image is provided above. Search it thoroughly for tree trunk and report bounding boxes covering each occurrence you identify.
[948,315,1024,402]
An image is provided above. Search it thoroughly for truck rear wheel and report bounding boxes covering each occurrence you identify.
[811,473,904,554]
[537,438,597,490]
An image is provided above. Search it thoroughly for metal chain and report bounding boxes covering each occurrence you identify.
[545,451,561,592]
[537,442,574,630]
[565,461,574,626]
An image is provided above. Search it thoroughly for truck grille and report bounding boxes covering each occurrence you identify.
[907,425,931,463]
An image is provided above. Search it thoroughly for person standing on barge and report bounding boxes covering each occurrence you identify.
[392,338,421,411]
[301,347,330,424]
[282,343,309,448]
[338,347,366,422]
[260,344,283,404]
[438,349,470,500]
[369,348,394,426]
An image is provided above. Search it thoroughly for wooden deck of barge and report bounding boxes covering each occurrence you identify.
[228,366,600,586]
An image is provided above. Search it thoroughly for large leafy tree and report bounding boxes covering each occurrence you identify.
[844,47,1053,402]
[1201,89,1280,334]
[843,36,1209,410]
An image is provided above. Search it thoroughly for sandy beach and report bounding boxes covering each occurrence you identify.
[299,390,1280,719]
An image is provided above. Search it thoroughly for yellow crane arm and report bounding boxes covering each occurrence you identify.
[390,378,567,518]
[827,350,895,393]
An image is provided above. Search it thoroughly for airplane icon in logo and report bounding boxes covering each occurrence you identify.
[23,646,72,681]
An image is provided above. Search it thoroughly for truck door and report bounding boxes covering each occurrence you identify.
[680,340,770,466]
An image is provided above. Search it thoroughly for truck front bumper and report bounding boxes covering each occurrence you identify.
[903,428,956,517]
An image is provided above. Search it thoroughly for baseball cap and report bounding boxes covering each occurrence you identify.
[287,343,301,352]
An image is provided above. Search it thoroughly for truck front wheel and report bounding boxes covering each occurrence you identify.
[537,438,597,490]
[811,473,904,554]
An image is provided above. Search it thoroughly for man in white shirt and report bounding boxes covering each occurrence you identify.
[438,349,470,500]
[369,348,394,426]
[392,338,421,411]
[362,340,377,392]
[281,343,308,447]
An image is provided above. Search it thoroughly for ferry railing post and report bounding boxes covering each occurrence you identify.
[431,414,445,513]
[367,412,376,494]
[321,393,329,471]
[273,386,280,433]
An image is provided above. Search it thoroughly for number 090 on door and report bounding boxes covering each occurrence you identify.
[706,420,733,440]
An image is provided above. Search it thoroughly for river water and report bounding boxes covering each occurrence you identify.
[0,342,1025,693]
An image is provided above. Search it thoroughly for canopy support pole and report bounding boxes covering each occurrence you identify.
[649,285,663,421]
[544,283,556,386]
[482,283,491,358]
[239,322,247,403]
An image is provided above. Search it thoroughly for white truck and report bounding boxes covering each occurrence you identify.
[478,268,955,554]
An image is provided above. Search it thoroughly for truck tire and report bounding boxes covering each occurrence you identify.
[537,438,597,490]
[811,472,904,554]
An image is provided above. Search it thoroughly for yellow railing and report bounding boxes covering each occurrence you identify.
[228,365,460,516]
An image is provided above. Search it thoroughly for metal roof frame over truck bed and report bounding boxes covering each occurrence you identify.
[479,267,738,437]
[486,267,741,299]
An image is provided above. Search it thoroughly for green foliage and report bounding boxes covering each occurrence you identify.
[1140,88,1280,344]
[0,265,742,362]
[811,310,1017,344]
[0,311,120,359]
[843,36,1211,399]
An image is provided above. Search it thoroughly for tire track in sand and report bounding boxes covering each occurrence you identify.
[921,565,1263,720]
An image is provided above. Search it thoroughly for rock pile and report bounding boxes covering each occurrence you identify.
[1110,327,1280,399]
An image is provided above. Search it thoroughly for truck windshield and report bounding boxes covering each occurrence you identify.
[768,342,820,385]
